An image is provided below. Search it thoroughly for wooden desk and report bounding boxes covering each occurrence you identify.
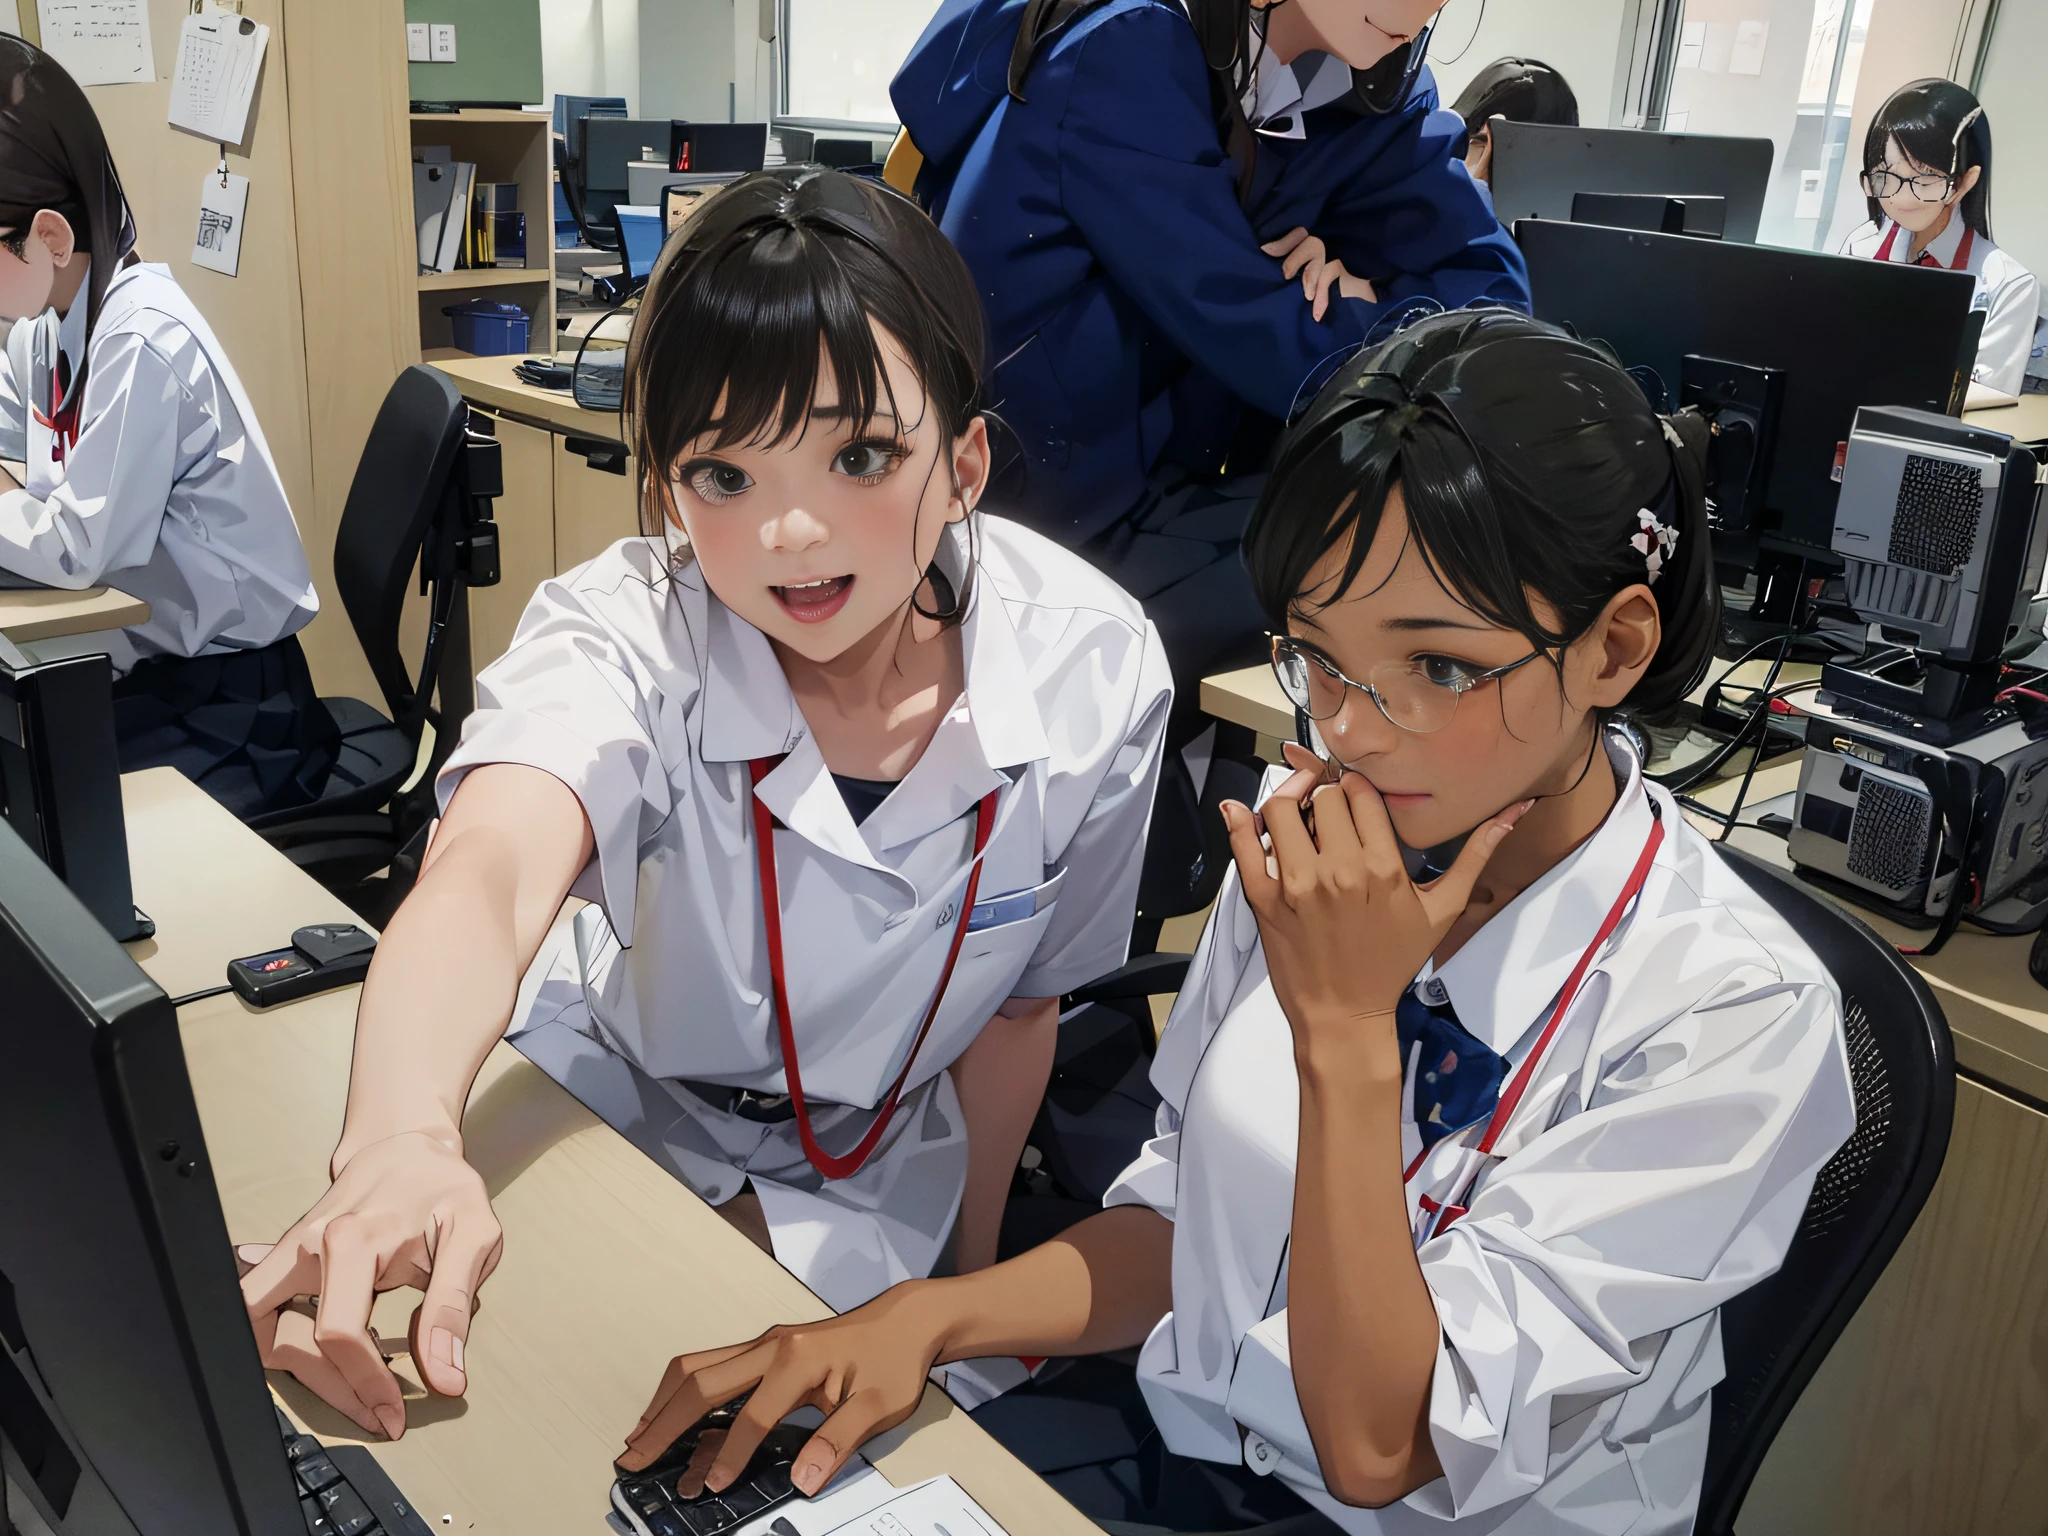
[118,769,1094,1534]
[427,351,626,445]
[0,585,150,644]
[1963,391,2048,440]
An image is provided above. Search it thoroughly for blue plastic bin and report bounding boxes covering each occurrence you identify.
[442,300,530,356]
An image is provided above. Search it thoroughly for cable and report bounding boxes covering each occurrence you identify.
[170,985,233,1009]
[1717,626,1795,842]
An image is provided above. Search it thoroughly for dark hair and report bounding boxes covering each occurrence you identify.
[1244,309,1718,720]
[1864,78,1992,239]
[0,37,136,397]
[1450,57,1579,137]
[624,166,988,624]
[1007,0,1424,203]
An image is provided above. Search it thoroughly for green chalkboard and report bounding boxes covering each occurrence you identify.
[406,0,543,108]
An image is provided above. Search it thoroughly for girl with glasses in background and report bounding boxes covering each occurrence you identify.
[888,0,1527,757]
[612,310,1854,1534]
[1840,78,2038,397]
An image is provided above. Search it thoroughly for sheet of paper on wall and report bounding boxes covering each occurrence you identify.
[191,170,248,278]
[1676,20,1705,71]
[1729,20,1770,76]
[168,4,270,145]
[35,0,153,85]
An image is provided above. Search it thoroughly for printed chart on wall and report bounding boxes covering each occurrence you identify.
[168,3,269,145]
[34,0,153,85]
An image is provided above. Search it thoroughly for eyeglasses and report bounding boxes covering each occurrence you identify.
[1270,635,1543,735]
[1860,167,1956,204]
[1354,11,1438,115]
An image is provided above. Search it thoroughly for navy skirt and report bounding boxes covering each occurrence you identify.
[112,635,340,820]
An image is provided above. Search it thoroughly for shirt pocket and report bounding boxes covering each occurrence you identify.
[966,867,1066,934]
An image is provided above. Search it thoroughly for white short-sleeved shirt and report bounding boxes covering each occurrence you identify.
[1840,216,2041,396]
[439,518,1172,1307]
[1106,741,1856,1533]
[0,261,317,670]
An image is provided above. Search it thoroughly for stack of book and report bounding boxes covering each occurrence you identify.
[413,148,527,274]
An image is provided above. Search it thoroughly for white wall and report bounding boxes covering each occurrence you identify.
[539,0,623,109]
[1972,0,2048,291]
[640,0,735,120]
[1425,0,1634,128]
[783,0,933,124]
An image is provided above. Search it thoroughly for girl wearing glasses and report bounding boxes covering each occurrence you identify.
[614,311,1854,1533]
[1840,78,2037,396]
[889,0,1527,744]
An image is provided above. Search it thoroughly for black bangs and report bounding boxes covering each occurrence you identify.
[1864,78,1992,239]
[625,167,987,530]
[1244,310,1720,716]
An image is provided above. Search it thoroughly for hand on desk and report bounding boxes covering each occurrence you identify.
[1264,227,1379,322]
[238,1129,503,1440]
[617,1288,947,1500]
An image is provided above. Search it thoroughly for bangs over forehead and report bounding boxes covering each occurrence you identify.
[625,168,985,494]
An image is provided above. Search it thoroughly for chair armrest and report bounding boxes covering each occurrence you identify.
[1067,951,1193,1005]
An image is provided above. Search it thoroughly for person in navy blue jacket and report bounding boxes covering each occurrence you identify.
[892,0,1529,743]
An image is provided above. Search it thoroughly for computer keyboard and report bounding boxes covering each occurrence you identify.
[273,1406,433,1536]
[610,1419,809,1536]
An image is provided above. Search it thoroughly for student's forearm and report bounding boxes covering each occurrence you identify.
[917,1205,1174,1364]
[949,997,1059,1273]
[1290,1025,1443,1508]
[332,770,591,1174]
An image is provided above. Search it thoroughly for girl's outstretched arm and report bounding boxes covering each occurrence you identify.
[238,763,592,1440]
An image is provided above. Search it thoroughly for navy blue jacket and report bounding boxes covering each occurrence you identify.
[892,0,1530,541]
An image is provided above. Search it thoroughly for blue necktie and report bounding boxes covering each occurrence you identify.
[1396,989,1508,1150]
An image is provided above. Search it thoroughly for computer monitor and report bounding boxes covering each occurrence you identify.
[813,137,878,170]
[552,93,625,176]
[668,122,767,176]
[0,634,144,941]
[0,819,429,1535]
[1517,219,1979,561]
[583,118,676,194]
[1491,121,1773,243]
[1571,191,1725,239]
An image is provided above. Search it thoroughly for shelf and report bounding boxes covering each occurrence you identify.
[418,267,549,291]
[411,109,550,124]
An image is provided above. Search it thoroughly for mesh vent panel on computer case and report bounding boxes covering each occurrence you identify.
[1886,453,1984,576]
[1846,776,1933,893]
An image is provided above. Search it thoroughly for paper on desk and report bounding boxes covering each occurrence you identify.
[35,0,153,86]
[726,1471,1007,1536]
[168,4,269,145]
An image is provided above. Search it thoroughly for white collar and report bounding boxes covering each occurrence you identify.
[1880,214,1976,269]
[1419,733,1660,1056]
[1246,48,1353,139]
[695,521,1051,865]
[55,258,91,378]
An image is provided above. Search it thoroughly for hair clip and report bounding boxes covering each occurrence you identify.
[1632,508,1679,585]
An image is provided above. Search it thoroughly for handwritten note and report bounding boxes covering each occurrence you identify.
[190,170,248,278]
[168,5,269,144]
[35,0,154,86]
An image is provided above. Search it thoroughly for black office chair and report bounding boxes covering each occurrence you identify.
[554,133,621,253]
[251,367,503,924]
[1698,846,1954,1535]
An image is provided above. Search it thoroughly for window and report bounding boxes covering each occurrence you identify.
[781,0,934,127]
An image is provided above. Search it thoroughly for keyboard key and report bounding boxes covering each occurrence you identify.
[676,1499,736,1535]
[286,1434,323,1462]
[719,1482,770,1521]
[301,1495,336,1536]
[643,1512,688,1536]
[319,1483,380,1536]
[278,1406,302,1441]
[296,1452,343,1493]
[751,1464,794,1501]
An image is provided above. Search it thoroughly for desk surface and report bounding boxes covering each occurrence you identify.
[0,584,149,644]
[118,769,1094,1534]
[1963,392,2048,440]
[428,352,629,445]
[1196,671,2048,1104]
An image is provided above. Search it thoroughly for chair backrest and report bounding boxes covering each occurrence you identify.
[612,204,666,285]
[332,366,469,726]
[1698,846,1956,1535]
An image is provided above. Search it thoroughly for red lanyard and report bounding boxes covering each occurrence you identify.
[31,350,79,465]
[1872,219,1976,271]
[1404,805,1665,1227]
[748,756,999,1180]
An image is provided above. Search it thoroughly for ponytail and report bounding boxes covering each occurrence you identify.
[1009,0,1261,203]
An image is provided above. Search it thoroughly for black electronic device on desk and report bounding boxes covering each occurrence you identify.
[1517,219,1980,621]
[1490,121,1773,242]
[1787,409,2048,946]
[0,632,149,941]
[0,815,428,1536]
[668,121,767,176]
[1570,191,1725,238]
[610,1399,809,1536]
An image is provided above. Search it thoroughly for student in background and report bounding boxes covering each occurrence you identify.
[890,0,1526,742]
[1450,56,1579,185]
[239,169,1172,1442]
[1841,78,2038,396]
[0,39,329,818]
[613,312,1854,1532]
